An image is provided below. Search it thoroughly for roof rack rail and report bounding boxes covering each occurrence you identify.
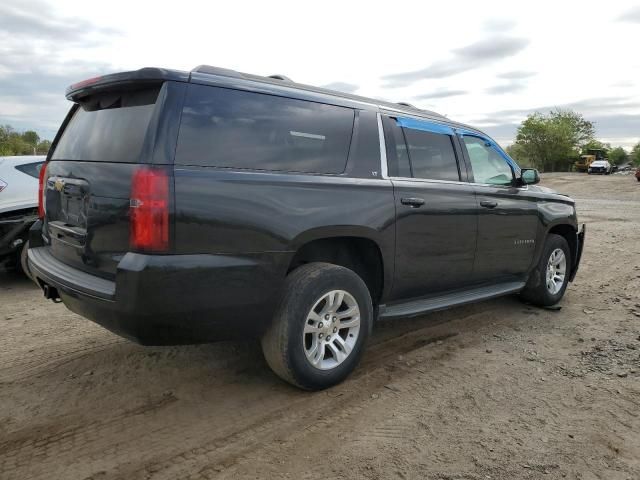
[191,65,244,78]
[268,74,293,82]
[393,102,445,118]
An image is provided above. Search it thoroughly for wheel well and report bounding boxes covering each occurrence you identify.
[287,237,384,304]
[548,224,577,262]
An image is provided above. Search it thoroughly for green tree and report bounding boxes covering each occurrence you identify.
[513,109,595,172]
[22,130,40,154]
[631,143,640,166]
[608,146,628,166]
[0,125,50,156]
[581,139,611,156]
[36,140,52,155]
[505,143,533,167]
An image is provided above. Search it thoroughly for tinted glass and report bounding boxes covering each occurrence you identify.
[15,161,44,179]
[403,129,460,181]
[52,88,158,163]
[382,116,411,177]
[350,111,381,176]
[175,85,355,174]
[463,136,513,185]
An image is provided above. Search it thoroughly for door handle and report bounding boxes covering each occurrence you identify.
[401,197,425,207]
[480,200,498,209]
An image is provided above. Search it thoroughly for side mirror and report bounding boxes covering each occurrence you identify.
[520,168,540,185]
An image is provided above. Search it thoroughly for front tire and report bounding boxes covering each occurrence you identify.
[520,234,572,306]
[261,262,373,390]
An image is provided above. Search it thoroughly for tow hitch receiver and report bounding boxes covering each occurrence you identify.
[42,283,62,303]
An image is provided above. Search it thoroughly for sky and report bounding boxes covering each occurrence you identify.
[1,0,639,148]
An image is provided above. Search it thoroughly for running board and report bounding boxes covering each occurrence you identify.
[378,281,526,320]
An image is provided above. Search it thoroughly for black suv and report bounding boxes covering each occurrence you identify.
[28,66,585,390]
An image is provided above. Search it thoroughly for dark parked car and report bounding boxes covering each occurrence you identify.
[28,66,585,390]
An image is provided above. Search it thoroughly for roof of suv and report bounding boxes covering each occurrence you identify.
[65,65,484,135]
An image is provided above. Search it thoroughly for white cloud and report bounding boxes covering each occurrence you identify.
[1,0,639,147]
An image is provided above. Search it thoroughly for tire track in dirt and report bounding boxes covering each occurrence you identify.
[0,302,500,480]
[94,320,472,480]
[0,339,127,383]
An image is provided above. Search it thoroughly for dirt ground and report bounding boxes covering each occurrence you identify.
[1,172,639,480]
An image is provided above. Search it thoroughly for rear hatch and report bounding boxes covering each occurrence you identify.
[44,83,168,278]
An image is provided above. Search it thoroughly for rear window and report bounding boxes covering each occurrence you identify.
[15,161,44,179]
[52,87,159,163]
[175,85,355,174]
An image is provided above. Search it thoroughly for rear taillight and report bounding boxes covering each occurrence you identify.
[130,167,169,252]
[38,162,48,218]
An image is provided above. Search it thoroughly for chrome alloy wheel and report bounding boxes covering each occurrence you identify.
[303,290,361,370]
[546,248,567,295]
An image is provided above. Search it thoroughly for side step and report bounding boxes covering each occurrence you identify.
[379,281,525,320]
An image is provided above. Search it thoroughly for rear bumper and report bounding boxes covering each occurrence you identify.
[569,224,585,282]
[28,246,288,345]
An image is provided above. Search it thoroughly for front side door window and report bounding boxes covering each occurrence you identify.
[462,136,513,186]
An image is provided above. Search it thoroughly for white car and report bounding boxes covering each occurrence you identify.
[0,156,45,273]
[587,160,612,175]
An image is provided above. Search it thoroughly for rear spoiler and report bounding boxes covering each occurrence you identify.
[65,67,189,102]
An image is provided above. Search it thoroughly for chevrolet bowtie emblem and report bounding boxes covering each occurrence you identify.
[54,179,65,192]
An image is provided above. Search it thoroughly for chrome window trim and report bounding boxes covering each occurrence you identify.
[386,176,470,187]
[377,112,388,179]
[387,175,528,190]
[378,112,528,190]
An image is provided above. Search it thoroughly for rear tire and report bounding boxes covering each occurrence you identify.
[261,262,372,390]
[520,234,572,307]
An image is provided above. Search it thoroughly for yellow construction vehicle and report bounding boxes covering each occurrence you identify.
[575,149,606,172]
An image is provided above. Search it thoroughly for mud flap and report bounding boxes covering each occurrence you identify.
[569,224,586,282]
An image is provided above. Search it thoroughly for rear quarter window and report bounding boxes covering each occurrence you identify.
[175,85,355,174]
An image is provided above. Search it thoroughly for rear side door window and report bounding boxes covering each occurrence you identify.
[175,84,355,174]
[382,116,411,177]
[403,128,460,181]
[462,136,514,186]
[383,116,461,181]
